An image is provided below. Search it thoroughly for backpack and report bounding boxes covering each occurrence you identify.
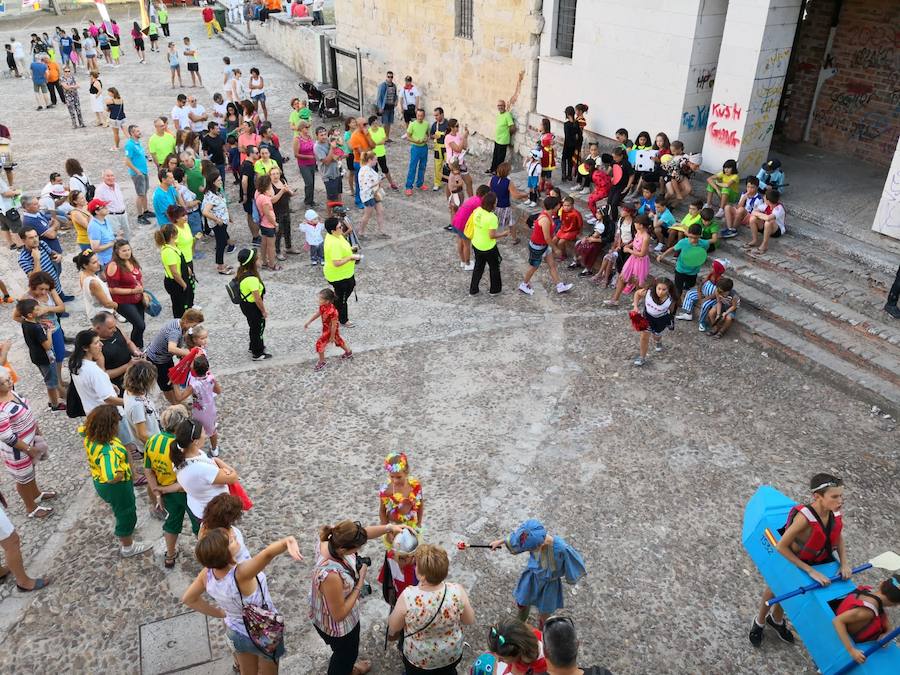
[463,211,476,239]
[75,175,95,201]
[226,278,242,304]
[66,380,86,418]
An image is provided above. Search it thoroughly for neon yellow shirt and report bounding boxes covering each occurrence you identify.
[239,275,264,302]
[470,207,499,251]
[160,244,181,279]
[143,432,177,487]
[369,126,387,158]
[324,233,355,282]
[175,221,194,263]
[406,120,429,145]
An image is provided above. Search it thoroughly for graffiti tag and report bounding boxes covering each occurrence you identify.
[681,105,709,131]
[712,102,742,120]
[709,121,741,148]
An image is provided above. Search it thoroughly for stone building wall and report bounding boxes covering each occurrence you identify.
[333,0,541,161]
[779,0,899,167]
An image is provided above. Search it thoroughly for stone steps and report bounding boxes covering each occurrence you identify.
[507,172,900,414]
[218,23,258,51]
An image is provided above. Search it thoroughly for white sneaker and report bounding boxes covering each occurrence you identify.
[675,312,693,321]
[654,242,664,252]
[715,208,725,218]
[120,541,152,558]
[210,446,220,458]
[556,282,574,294]
[432,185,439,191]
[463,262,475,271]
[654,341,664,352]
[518,282,534,296]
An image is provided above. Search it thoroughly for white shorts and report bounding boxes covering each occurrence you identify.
[0,504,15,540]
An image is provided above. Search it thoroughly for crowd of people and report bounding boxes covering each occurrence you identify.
[1,7,898,675]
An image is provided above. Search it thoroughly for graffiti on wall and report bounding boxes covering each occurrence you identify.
[708,102,743,148]
[696,67,716,91]
[762,48,791,75]
[711,102,742,120]
[681,105,709,131]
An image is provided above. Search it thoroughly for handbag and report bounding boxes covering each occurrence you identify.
[144,290,162,317]
[3,208,20,224]
[235,573,284,660]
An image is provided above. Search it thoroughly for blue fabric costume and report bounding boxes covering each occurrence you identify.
[505,519,586,614]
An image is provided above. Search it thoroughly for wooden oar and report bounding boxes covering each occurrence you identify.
[832,624,900,675]
[766,551,900,607]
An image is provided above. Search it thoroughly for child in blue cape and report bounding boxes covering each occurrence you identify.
[490,519,586,627]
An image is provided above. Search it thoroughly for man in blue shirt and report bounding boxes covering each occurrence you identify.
[152,168,182,225]
[21,195,63,260]
[29,58,50,110]
[18,227,66,296]
[86,199,116,265]
[123,125,152,225]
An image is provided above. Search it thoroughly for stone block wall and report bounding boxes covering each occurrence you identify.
[779,0,899,167]
[251,15,331,85]
[333,0,540,159]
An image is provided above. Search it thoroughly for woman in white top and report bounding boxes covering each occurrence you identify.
[227,68,246,103]
[172,418,238,521]
[68,329,123,415]
[73,249,118,321]
[388,544,475,674]
[357,151,385,238]
[248,67,267,121]
[65,157,93,195]
[182,528,302,672]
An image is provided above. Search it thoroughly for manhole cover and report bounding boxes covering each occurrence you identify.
[139,612,212,675]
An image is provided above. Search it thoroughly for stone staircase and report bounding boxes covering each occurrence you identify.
[218,21,259,51]
[509,171,900,414]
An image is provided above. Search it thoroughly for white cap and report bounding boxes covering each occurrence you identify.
[688,153,702,165]
[305,209,319,221]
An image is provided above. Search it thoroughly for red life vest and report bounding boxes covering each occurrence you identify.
[783,504,842,564]
[835,586,887,643]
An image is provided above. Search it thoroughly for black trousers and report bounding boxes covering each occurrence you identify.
[212,223,230,265]
[161,22,170,37]
[489,142,508,173]
[888,263,900,307]
[561,144,576,181]
[330,275,356,325]
[164,277,193,318]
[116,301,146,348]
[275,211,292,253]
[240,301,266,356]
[315,622,360,675]
[403,654,461,675]
[47,80,65,105]
[470,246,502,295]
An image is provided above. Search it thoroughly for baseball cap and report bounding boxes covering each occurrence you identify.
[530,149,541,159]
[87,198,109,214]
[304,209,319,221]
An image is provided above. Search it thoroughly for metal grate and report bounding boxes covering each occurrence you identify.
[555,0,577,58]
[455,0,474,40]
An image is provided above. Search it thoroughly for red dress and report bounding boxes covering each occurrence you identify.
[315,303,346,352]
[557,209,583,241]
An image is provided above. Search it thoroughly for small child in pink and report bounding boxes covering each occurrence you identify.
[304,288,353,371]
[175,354,222,457]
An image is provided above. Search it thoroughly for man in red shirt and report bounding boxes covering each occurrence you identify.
[202,5,222,38]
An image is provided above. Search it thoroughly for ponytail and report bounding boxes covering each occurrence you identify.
[154,223,177,248]
[171,419,200,469]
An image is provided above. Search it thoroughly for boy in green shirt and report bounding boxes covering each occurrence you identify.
[403,108,430,194]
[657,223,710,301]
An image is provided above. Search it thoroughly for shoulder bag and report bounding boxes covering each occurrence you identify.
[234,573,284,661]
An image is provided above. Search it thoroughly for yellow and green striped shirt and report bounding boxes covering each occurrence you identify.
[84,433,132,484]
[143,432,177,487]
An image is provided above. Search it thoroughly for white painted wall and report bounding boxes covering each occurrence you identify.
[536,0,724,151]
[873,137,900,241]
[700,0,803,175]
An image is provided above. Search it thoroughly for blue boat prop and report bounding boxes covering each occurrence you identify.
[742,486,900,674]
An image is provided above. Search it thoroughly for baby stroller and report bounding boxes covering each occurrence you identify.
[320,87,340,119]
[300,80,324,114]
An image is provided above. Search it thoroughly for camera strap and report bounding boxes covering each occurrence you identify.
[336,555,359,586]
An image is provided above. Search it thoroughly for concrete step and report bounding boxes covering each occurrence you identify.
[218,25,259,51]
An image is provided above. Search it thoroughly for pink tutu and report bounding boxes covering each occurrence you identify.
[621,233,650,293]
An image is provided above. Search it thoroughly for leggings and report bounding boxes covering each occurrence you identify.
[116,301,146,348]
[275,211,292,253]
[164,277,194,319]
[314,622,360,675]
[213,222,230,265]
[329,276,355,325]
[240,301,266,357]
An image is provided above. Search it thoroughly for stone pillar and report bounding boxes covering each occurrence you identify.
[700,0,804,175]
[873,137,900,241]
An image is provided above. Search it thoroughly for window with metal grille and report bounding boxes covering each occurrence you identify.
[455,0,473,40]
[555,0,577,58]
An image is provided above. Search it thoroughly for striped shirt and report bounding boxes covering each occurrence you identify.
[309,545,360,637]
[0,392,38,447]
[83,430,131,484]
[143,431,177,487]
[18,242,62,293]
[146,319,182,364]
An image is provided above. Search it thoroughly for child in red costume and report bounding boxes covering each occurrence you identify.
[539,132,555,196]
[586,153,613,222]
[304,287,352,371]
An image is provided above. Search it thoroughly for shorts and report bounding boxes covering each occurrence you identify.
[381,107,395,125]
[527,242,549,268]
[1,434,48,484]
[110,117,128,130]
[170,64,180,71]
[243,199,254,215]
[187,209,202,235]
[324,177,342,200]
[527,176,539,189]
[0,504,14,539]
[118,418,135,447]
[33,82,49,93]
[645,310,674,335]
[362,198,376,208]
[541,170,553,180]
[187,62,199,72]
[152,356,175,392]
[226,626,286,659]
[452,227,469,241]
[674,270,698,295]
[94,478,137,538]
[345,155,355,172]
[376,155,389,174]
[251,92,266,102]
[37,362,59,389]
[0,212,23,234]
[707,184,737,201]
[149,34,159,43]
[131,172,148,196]
[260,225,276,237]
[162,491,201,536]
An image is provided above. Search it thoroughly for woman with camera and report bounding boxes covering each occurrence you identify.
[310,519,409,675]
[323,217,361,328]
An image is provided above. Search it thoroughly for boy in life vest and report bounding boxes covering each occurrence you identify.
[750,473,851,647]
[833,574,900,665]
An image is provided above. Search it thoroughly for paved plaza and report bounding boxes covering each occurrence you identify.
[0,7,897,675]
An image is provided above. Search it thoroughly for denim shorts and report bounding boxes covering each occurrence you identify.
[381,107,395,125]
[362,198,376,208]
[187,209,203,235]
[37,362,58,389]
[252,92,267,102]
[527,242,548,268]
[225,626,286,658]
[451,227,469,241]
[131,172,148,196]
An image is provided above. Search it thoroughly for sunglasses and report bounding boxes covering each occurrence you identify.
[543,615,574,630]
[812,479,843,492]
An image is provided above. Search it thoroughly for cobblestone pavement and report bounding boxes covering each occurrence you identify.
[0,8,897,675]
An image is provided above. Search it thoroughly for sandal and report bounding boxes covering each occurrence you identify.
[340,351,353,360]
[16,577,50,592]
[164,550,179,569]
[217,267,234,275]
[276,253,287,261]
[27,505,53,519]
[36,491,57,503]
[314,361,327,371]
[133,474,148,486]
[351,661,372,675]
